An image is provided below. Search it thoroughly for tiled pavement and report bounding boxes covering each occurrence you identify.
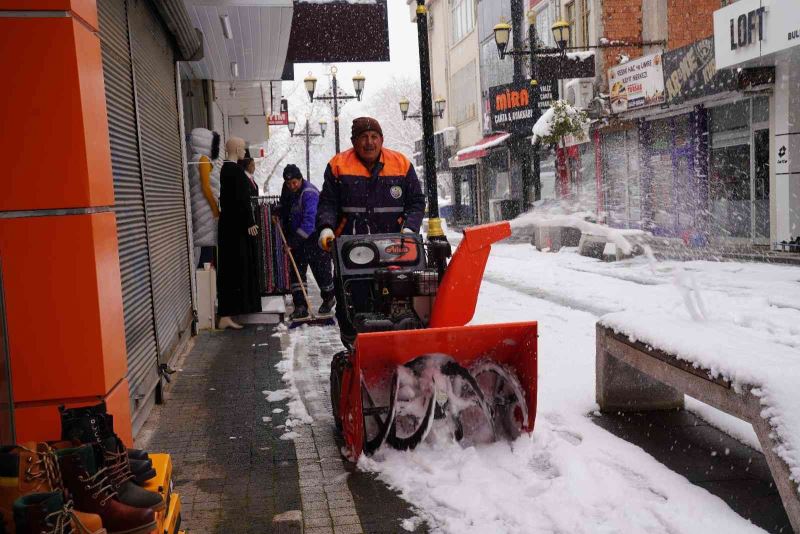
[137,325,424,534]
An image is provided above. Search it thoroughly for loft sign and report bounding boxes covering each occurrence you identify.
[729,6,766,49]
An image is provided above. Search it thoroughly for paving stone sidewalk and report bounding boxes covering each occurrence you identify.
[137,324,425,534]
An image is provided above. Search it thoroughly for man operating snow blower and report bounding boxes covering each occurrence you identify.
[316,117,426,348]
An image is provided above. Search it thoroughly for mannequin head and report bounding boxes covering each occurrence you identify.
[225,137,246,160]
[190,128,220,159]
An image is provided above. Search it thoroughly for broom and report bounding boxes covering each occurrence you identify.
[275,220,336,328]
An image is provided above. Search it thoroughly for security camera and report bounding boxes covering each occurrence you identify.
[243,116,250,125]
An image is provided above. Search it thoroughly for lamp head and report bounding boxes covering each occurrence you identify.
[304,73,317,101]
[493,21,512,60]
[399,97,410,120]
[552,20,570,51]
[319,119,328,136]
[352,71,366,100]
[287,119,295,136]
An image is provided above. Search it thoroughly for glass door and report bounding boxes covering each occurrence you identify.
[752,128,770,243]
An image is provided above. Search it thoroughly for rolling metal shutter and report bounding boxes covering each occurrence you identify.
[128,0,193,366]
[97,0,160,415]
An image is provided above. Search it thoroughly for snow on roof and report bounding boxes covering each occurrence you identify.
[434,126,457,136]
[455,132,511,158]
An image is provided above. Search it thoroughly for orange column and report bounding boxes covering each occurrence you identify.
[0,0,133,446]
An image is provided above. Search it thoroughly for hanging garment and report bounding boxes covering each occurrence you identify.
[217,161,262,316]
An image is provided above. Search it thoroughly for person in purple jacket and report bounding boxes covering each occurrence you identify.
[279,164,335,321]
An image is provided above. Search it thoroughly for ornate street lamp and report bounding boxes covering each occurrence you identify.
[288,115,326,180]
[287,119,296,136]
[398,97,410,120]
[398,96,445,121]
[319,119,328,137]
[304,74,317,102]
[493,21,512,60]
[306,66,366,153]
[552,20,571,51]
[433,97,446,119]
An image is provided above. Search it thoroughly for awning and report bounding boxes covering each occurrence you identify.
[455,132,511,161]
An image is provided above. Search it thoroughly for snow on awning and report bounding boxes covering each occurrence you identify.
[455,132,511,161]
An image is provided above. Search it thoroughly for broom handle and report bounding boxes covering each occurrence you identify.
[276,220,315,316]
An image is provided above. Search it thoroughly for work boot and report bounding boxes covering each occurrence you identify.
[318,293,335,316]
[96,439,162,513]
[289,306,309,321]
[0,445,104,534]
[13,492,106,534]
[56,446,155,534]
[59,405,149,464]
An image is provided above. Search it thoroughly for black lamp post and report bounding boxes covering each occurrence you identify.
[305,67,365,154]
[398,96,445,122]
[288,115,327,181]
[415,0,450,276]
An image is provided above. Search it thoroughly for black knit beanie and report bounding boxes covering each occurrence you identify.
[283,164,303,181]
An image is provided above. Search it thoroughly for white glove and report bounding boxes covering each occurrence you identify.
[319,228,335,251]
[401,228,415,234]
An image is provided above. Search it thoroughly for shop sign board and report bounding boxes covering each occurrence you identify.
[489,81,536,135]
[268,99,289,126]
[537,53,596,81]
[607,53,666,113]
[662,37,737,105]
[714,0,800,69]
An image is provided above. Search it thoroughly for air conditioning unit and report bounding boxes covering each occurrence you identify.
[443,127,458,147]
[565,79,594,110]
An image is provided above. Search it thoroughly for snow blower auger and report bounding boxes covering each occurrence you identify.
[329,222,538,460]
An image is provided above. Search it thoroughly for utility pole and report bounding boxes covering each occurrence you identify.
[415,0,450,275]
[511,0,533,212]
[529,14,542,202]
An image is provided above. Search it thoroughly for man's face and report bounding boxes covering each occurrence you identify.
[287,178,302,193]
[353,131,383,165]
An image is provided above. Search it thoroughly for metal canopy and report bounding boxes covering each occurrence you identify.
[183,0,293,82]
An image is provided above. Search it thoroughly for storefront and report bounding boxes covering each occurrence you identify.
[714,0,800,246]
[97,0,201,431]
[600,126,641,228]
[452,132,514,224]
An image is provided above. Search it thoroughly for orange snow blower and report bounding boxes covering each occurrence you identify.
[329,222,538,460]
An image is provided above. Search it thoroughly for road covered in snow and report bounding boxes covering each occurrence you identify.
[278,234,800,533]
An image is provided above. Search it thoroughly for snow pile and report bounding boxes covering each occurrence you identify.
[511,209,649,257]
[266,329,313,439]
[601,310,800,487]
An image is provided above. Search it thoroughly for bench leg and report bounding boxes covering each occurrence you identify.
[752,418,800,532]
[596,339,684,412]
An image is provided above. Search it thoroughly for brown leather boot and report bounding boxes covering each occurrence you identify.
[97,438,163,513]
[0,444,104,533]
[55,446,155,534]
[13,491,107,534]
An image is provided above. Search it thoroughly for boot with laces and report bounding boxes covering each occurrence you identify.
[13,492,106,534]
[0,445,104,534]
[96,439,162,513]
[58,405,149,464]
[55,446,154,534]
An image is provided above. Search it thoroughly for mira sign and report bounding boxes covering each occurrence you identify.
[714,0,800,68]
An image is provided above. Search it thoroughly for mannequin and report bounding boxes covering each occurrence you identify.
[187,128,222,265]
[217,137,262,329]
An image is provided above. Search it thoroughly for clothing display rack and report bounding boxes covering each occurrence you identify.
[252,196,291,296]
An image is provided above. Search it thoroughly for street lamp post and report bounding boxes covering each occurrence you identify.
[288,115,327,181]
[305,67,365,154]
[398,96,445,122]
[415,0,450,276]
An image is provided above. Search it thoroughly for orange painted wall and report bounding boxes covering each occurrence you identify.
[0,213,127,402]
[0,16,112,211]
[0,0,98,30]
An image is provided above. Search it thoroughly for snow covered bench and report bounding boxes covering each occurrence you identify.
[595,317,800,532]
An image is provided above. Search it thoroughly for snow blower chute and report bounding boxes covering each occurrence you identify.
[329,222,538,460]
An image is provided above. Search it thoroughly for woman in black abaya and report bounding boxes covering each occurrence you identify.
[217,147,261,329]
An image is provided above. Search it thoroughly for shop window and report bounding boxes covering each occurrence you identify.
[451,0,475,45]
[451,61,477,125]
[754,129,770,238]
[753,96,769,124]
[565,1,576,47]
[710,145,751,238]
[579,0,590,48]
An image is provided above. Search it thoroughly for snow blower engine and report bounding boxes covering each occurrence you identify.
[330,222,538,460]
